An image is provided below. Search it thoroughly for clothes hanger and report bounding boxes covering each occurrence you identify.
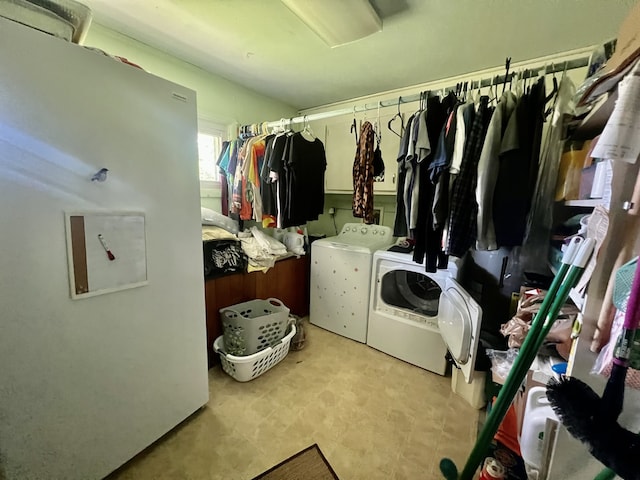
[375,101,382,146]
[488,76,498,104]
[544,63,560,118]
[413,91,422,116]
[418,90,431,113]
[515,69,524,98]
[472,80,481,103]
[387,96,404,138]
[302,115,315,140]
[561,60,568,80]
[544,62,559,103]
[350,106,359,145]
[502,57,511,95]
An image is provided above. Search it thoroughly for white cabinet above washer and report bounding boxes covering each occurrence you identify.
[322,114,400,194]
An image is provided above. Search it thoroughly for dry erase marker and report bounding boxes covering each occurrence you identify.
[98,234,116,261]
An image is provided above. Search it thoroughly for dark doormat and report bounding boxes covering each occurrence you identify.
[251,444,339,480]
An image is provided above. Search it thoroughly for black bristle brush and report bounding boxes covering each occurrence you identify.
[547,377,640,480]
[547,257,640,480]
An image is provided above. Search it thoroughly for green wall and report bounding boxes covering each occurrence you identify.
[84,24,298,127]
[307,193,397,238]
[84,24,298,212]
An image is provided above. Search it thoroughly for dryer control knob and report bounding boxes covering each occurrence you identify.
[380,231,386,236]
[361,227,368,234]
[373,230,378,235]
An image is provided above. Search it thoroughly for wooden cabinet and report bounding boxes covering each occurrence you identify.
[204,255,310,367]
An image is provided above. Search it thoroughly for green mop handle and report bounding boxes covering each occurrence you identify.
[594,468,616,480]
[455,238,594,480]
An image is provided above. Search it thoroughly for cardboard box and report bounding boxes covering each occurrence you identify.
[579,1,640,104]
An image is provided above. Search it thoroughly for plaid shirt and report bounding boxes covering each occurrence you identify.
[446,97,492,257]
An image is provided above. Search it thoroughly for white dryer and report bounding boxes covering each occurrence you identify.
[310,223,394,342]
[367,250,482,382]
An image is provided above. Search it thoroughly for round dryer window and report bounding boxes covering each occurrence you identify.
[380,270,441,316]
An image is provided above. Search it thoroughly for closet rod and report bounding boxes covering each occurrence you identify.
[243,56,590,132]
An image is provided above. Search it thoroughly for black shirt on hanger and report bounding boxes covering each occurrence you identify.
[412,95,448,272]
[493,77,546,247]
[283,132,326,227]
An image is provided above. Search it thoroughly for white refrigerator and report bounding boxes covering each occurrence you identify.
[0,18,209,480]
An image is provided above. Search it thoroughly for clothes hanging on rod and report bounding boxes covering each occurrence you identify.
[390,64,561,272]
[412,94,451,272]
[284,131,327,226]
[232,54,590,267]
[522,74,577,269]
[238,56,590,135]
[372,102,385,182]
[475,90,517,250]
[218,122,327,230]
[446,95,493,257]
[493,76,546,247]
[352,121,376,223]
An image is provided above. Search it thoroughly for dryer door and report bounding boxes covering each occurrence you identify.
[379,268,443,317]
[437,277,482,383]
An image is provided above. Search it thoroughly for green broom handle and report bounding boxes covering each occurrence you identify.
[594,468,616,480]
[456,238,593,480]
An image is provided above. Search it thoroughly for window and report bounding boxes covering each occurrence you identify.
[197,121,227,187]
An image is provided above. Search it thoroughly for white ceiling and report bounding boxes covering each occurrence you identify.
[80,0,636,109]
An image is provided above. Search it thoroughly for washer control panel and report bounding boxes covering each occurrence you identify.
[340,223,390,238]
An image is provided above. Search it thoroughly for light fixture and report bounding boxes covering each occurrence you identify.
[281,0,382,48]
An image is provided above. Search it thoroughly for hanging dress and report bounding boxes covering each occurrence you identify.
[352,121,376,224]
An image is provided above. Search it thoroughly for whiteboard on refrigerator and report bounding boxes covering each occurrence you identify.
[65,212,148,299]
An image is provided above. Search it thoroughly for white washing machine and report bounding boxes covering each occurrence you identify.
[367,250,482,382]
[310,223,394,342]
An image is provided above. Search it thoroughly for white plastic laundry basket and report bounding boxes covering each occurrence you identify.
[213,323,296,382]
[220,298,290,356]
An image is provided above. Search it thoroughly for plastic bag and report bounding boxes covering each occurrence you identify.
[500,290,577,351]
[592,308,640,389]
[486,348,519,381]
[289,315,306,351]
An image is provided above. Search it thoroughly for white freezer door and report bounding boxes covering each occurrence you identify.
[0,19,208,480]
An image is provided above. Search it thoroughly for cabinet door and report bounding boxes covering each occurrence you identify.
[375,112,402,193]
[255,256,310,316]
[323,116,357,192]
[322,114,401,194]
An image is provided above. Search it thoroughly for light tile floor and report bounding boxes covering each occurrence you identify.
[107,321,479,480]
